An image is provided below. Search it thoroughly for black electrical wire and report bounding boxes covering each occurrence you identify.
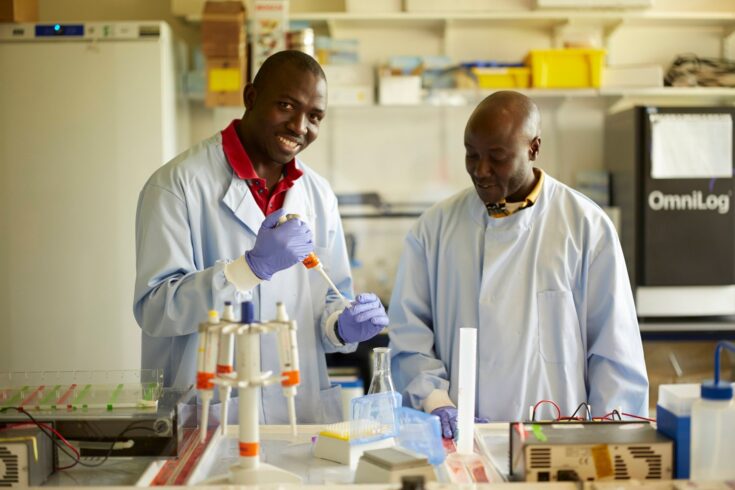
[568,402,592,420]
[1,407,155,469]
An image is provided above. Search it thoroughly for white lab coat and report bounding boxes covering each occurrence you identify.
[134,132,356,424]
[388,173,649,421]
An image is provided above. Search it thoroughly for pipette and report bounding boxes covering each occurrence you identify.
[275,302,300,436]
[197,310,220,443]
[276,214,352,308]
[217,302,236,435]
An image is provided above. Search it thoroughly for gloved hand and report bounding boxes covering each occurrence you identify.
[431,406,490,439]
[245,209,313,281]
[336,293,389,344]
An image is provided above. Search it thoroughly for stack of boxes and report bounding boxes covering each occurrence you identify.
[0,0,38,22]
[202,1,246,107]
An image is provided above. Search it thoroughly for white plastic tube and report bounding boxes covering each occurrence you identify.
[456,327,477,455]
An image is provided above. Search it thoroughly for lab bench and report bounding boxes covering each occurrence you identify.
[34,423,707,488]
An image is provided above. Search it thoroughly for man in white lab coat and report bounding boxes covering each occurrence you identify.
[388,91,648,437]
[134,51,388,424]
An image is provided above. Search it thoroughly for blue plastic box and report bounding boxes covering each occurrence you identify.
[656,404,690,478]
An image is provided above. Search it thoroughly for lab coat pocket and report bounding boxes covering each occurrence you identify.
[318,384,344,423]
[537,290,582,365]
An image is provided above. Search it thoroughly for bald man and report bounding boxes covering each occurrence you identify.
[134,51,388,424]
[388,91,648,436]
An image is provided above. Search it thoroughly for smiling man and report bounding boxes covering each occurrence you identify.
[134,51,388,424]
[388,91,648,437]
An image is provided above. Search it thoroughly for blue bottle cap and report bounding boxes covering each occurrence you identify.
[701,380,733,400]
[241,301,255,324]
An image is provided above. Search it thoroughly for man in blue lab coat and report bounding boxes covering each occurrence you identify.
[389,91,648,437]
[134,51,388,423]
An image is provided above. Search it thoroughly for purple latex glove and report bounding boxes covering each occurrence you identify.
[431,406,490,439]
[245,209,313,281]
[336,293,389,344]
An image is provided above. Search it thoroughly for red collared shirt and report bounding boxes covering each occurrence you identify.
[221,119,303,216]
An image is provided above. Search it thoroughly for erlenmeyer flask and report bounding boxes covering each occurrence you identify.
[367,347,395,395]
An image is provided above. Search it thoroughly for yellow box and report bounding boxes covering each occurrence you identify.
[527,49,606,88]
[206,57,245,107]
[471,67,531,89]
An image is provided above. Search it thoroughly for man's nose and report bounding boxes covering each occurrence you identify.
[473,158,493,177]
[287,113,308,136]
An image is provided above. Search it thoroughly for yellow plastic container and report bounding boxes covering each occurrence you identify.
[471,67,531,89]
[527,49,606,88]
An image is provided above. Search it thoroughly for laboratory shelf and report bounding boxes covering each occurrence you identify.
[185,10,735,29]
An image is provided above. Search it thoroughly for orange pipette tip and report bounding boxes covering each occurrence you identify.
[302,252,320,269]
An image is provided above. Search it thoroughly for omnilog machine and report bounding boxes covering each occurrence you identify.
[605,106,735,318]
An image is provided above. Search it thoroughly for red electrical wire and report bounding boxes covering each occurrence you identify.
[14,408,80,470]
[532,399,562,421]
[621,412,656,422]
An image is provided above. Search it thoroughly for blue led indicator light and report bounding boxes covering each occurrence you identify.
[54,24,60,31]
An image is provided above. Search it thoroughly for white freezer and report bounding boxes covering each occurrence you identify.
[0,21,188,371]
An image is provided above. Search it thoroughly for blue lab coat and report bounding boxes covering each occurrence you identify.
[134,132,355,424]
[388,173,649,421]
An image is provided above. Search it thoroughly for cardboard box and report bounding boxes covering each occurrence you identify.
[171,0,206,16]
[323,64,374,86]
[603,64,664,88]
[0,0,38,22]
[201,1,246,59]
[378,75,421,105]
[205,57,245,107]
[329,85,374,107]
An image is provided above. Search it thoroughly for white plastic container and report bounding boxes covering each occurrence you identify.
[690,381,735,481]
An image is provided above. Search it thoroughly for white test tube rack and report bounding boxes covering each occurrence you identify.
[198,301,301,485]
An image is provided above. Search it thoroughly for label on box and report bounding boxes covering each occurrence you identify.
[209,67,242,92]
[252,0,288,79]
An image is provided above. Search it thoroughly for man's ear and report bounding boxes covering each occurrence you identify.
[529,136,541,161]
[243,83,256,111]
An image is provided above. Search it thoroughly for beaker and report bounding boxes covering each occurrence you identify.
[367,347,395,395]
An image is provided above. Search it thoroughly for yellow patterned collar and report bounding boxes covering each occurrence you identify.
[486,168,544,219]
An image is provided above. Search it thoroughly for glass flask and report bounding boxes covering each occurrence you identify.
[367,347,395,395]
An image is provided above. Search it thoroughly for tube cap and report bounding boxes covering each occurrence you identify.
[701,380,733,400]
[241,301,255,324]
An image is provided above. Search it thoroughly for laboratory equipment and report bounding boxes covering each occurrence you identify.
[656,383,699,478]
[353,446,437,484]
[314,391,400,467]
[605,106,735,318]
[690,340,735,481]
[395,407,445,465]
[0,22,188,372]
[197,311,220,443]
[367,347,395,395]
[197,301,302,485]
[509,421,673,482]
[456,328,477,454]
[217,302,236,435]
[0,369,163,411]
[276,213,352,307]
[0,427,55,487]
[313,419,397,467]
[0,370,193,458]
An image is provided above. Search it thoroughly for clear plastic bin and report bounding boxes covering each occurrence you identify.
[395,407,445,465]
[527,48,606,88]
